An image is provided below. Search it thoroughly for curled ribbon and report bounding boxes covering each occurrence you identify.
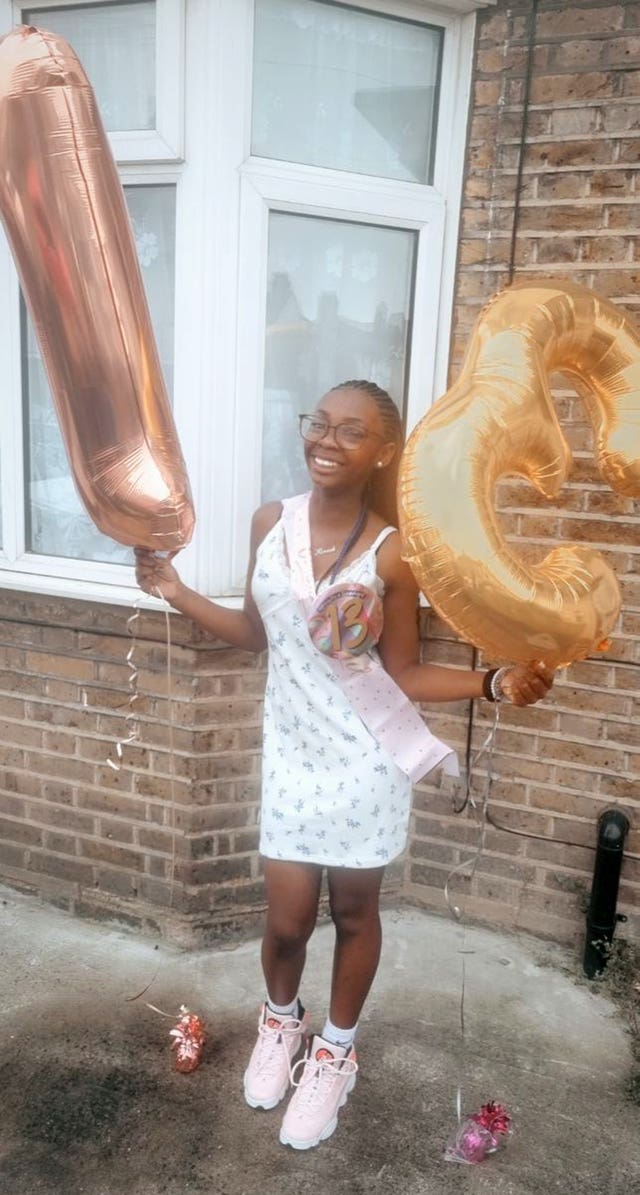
[107,600,142,771]
[107,590,177,908]
[443,704,501,1126]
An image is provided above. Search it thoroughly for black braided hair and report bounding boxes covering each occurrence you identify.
[331,379,404,527]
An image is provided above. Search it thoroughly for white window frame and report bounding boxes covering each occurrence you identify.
[0,0,479,606]
[227,0,476,593]
[12,0,185,161]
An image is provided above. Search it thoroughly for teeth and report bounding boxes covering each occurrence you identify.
[314,457,339,468]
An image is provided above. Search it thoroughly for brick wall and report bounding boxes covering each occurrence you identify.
[0,591,268,945]
[405,0,640,943]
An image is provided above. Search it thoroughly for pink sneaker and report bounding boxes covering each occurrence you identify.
[279,1034,358,1150]
[243,1004,310,1110]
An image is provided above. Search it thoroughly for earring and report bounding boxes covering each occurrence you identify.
[376,461,383,468]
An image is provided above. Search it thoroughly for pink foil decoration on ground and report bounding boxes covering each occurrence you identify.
[444,1101,512,1165]
[170,1005,207,1074]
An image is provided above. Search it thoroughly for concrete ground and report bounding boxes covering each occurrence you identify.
[0,886,638,1195]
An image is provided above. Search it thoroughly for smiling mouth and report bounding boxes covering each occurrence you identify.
[311,455,341,470]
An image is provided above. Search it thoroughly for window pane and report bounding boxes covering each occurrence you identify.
[23,2,156,131]
[24,184,176,564]
[261,212,416,503]
[252,0,443,183]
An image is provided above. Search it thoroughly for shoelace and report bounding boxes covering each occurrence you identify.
[289,1051,358,1109]
[253,1016,305,1077]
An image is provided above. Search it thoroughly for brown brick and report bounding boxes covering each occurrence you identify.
[148,855,170,878]
[29,852,94,885]
[99,818,135,844]
[558,515,639,545]
[97,867,137,899]
[27,700,96,731]
[42,729,78,755]
[590,169,638,196]
[0,817,43,847]
[606,35,640,66]
[536,238,579,264]
[1,722,43,749]
[0,695,26,719]
[530,73,616,104]
[232,828,260,854]
[551,41,606,70]
[136,826,177,854]
[33,804,96,835]
[44,678,80,703]
[184,856,253,885]
[528,140,613,170]
[536,175,589,204]
[77,788,148,820]
[43,831,77,856]
[549,107,601,137]
[519,204,605,231]
[581,235,631,262]
[477,11,509,43]
[0,841,27,870]
[536,7,624,37]
[80,838,145,871]
[459,238,511,267]
[476,46,529,75]
[473,79,502,108]
[24,750,94,788]
[25,652,94,682]
[0,792,25,818]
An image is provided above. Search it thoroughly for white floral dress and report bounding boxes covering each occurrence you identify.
[251,509,412,868]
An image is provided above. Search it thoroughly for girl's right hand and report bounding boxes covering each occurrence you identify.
[134,548,183,605]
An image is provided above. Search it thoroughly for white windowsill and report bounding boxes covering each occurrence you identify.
[0,568,243,612]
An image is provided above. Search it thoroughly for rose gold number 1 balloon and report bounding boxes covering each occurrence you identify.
[0,25,195,552]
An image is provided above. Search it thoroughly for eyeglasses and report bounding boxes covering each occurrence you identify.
[298,414,382,451]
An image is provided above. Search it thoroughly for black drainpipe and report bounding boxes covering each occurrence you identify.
[583,809,630,978]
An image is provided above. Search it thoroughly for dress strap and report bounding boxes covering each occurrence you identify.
[369,526,398,555]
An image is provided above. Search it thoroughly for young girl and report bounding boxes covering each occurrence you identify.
[135,380,552,1152]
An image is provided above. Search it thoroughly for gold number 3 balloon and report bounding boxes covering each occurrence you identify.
[398,281,640,668]
[0,26,194,552]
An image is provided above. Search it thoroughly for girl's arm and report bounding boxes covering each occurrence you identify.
[377,535,553,706]
[135,502,281,653]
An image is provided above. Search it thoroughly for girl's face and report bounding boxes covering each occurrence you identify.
[302,388,397,493]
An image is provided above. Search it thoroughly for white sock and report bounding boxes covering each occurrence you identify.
[321,1015,358,1050]
[266,994,300,1018]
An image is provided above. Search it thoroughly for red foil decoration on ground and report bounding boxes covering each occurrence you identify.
[170,1005,206,1073]
[444,1101,512,1165]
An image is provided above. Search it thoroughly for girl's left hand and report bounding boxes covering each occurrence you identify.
[500,661,554,706]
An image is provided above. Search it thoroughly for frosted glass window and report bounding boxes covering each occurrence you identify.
[261,212,416,503]
[23,2,156,131]
[23,185,176,564]
[252,0,443,183]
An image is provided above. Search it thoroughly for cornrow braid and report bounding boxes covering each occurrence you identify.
[331,379,404,527]
[332,379,403,446]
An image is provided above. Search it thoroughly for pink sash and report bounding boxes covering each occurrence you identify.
[281,494,458,784]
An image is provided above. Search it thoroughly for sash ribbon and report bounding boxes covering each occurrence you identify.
[281,493,458,784]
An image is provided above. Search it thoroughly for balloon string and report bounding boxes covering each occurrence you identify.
[157,594,178,911]
[445,703,501,1123]
[105,597,177,909]
[107,599,142,770]
[123,588,177,1007]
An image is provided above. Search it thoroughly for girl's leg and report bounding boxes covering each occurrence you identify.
[326,865,386,1028]
[261,858,322,1005]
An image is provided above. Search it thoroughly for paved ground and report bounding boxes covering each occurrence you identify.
[0,885,638,1195]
